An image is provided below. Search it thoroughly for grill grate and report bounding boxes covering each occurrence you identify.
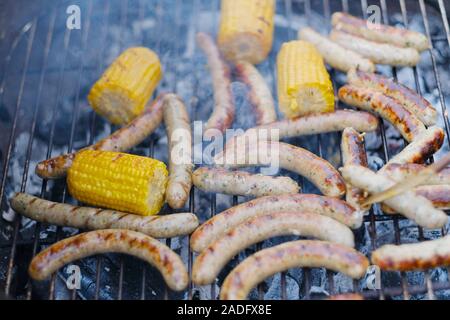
[1,0,450,300]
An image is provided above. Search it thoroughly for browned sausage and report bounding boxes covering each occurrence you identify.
[347,69,437,126]
[341,127,370,214]
[35,95,165,179]
[190,194,363,253]
[379,126,444,170]
[326,293,364,300]
[214,141,346,197]
[329,30,421,67]
[415,185,450,210]
[298,27,375,73]
[223,110,379,153]
[331,12,429,52]
[340,165,448,229]
[220,240,369,300]
[192,167,300,197]
[235,60,276,125]
[28,229,189,291]
[372,235,450,271]
[10,193,199,238]
[197,32,235,138]
[163,94,193,209]
[383,163,450,185]
[192,212,355,285]
[338,85,426,142]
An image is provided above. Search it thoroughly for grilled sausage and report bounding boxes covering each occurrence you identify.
[383,163,450,186]
[163,94,193,209]
[347,69,437,126]
[10,193,199,238]
[329,30,421,67]
[235,60,276,125]
[341,127,370,214]
[326,293,364,300]
[223,110,378,152]
[214,141,346,197]
[372,235,450,271]
[220,240,369,300]
[415,185,450,210]
[253,109,378,137]
[35,95,165,179]
[379,126,444,170]
[28,229,189,291]
[197,32,234,138]
[298,27,375,73]
[338,85,426,142]
[190,194,363,253]
[340,165,448,229]
[331,12,429,52]
[192,167,300,197]
[192,212,354,285]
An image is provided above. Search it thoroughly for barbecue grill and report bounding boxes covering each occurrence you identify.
[1,0,450,300]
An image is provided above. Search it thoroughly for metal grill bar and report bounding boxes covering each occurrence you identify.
[3,19,38,296]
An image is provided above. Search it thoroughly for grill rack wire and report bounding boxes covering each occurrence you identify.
[0,0,450,300]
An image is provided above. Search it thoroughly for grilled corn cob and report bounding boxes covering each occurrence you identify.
[88,47,162,125]
[218,0,275,64]
[67,150,168,216]
[277,40,334,118]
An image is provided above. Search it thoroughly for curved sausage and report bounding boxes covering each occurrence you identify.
[223,110,378,152]
[338,85,426,142]
[383,163,450,186]
[163,94,193,209]
[214,141,346,197]
[254,109,378,137]
[220,240,369,300]
[298,27,375,73]
[331,12,429,52]
[10,193,199,238]
[192,167,299,197]
[341,127,370,213]
[372,235,450,271]
[329,30,421,67]
[415,185,450,210]
[340,165,448,229]
[347,69,437,126]
[380,126,444,170]
[197,32,234,138]
[28,229,189,291]
[235,60,276,125]
[35,95,165,179]
[192,211,355,285]
[190,194,363,253]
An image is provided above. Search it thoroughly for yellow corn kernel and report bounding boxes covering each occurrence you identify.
[67,150,168,216]
[277,40,334,118]
[218,0,275,64]
[88,47,162,125]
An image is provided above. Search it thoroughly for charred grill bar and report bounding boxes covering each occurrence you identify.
[0,0,449,300]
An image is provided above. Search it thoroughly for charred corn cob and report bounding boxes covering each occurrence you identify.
[218,0,275,64]
[88,47,162,125]
[277,40,334,118]
[67,150,168,216]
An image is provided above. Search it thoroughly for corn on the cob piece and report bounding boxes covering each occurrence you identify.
[218,0,275,64]
[88,47,162,125]
[277,40,334,118]
[67,150,168,216]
